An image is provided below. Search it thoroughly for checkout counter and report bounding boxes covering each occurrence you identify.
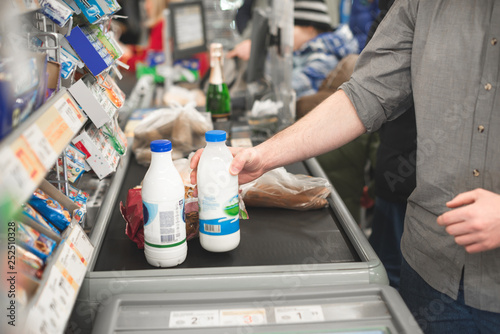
[68,135,421,333]
[67,13,421,327]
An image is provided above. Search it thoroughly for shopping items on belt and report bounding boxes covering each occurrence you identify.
[132,102,212,165]
[240,167,332,211]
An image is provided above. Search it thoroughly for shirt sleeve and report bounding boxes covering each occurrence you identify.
[340,0,417,133]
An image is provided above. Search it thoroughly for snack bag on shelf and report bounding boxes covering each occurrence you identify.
[17,245,45,280]
[53,144,87,183]
[97,74,126,109]
[66,184,89,208]
[28,189,72,231]
[21,203,61,235]
[17,222,57,262]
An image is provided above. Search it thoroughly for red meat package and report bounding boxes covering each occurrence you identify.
[120,186,200,249]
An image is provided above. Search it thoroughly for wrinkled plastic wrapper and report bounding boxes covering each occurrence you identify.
[240,167,332,210]
[132,101,213,166]
[120,187,145,249]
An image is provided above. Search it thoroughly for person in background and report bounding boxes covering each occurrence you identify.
[191,1,500,332]
[291,0,359,99]
[294,0,380,223]
[119,0,209,76]
[227,0,362,99]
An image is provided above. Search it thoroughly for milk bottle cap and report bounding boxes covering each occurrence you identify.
[150,140,172,152]
[205,130,226,142]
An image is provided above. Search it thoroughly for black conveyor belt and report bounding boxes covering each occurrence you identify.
[93,156,360,271]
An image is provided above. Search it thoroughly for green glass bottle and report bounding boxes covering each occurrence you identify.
[206,43,231,135]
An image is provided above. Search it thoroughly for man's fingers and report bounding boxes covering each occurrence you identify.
[437,206,468,226]
[445,222,470,237]
[189,148,203,169]
[446,189,480,208]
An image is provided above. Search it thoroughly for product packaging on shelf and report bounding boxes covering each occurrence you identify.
[22,203,61,235]
[68,74,117,128]
[72,122,121,179]
[17,244,45,280]
[39,0,73,27]
[53,144,87,183]
[17,222,57,262]
[31,179,86,230]
[66,25,114,76]
[72,0,121,24]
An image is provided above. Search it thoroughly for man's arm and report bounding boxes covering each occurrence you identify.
[437,189,500,253]
[191,90,366,185]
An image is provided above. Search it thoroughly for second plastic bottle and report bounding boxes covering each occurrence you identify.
[142,140,187,267]
[197,130,240,252]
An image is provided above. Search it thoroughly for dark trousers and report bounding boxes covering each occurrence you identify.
[399,257,500,333]
[368,197,405,288]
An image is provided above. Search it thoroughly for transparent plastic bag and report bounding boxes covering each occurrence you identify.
[132,102,212,165]
[240,167,332,210]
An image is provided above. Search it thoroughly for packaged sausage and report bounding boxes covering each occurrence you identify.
[17,222,57,262]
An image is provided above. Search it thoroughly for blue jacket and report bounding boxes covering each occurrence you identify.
[292,24,359,98]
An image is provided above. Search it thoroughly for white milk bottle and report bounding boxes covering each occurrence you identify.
[198,130,240,252]
[142,139,187,266]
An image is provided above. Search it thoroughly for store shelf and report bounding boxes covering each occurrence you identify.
[22,224,94,334]
[0,89,87,212]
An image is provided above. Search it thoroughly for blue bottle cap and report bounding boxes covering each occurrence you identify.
[205,130,227,142]
[150,140,172,152]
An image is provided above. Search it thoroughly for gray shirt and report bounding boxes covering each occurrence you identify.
[341,0,500,313]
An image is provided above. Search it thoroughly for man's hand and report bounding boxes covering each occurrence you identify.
[437,188,500,253]
[190,146,267,186]
[226,40,252,61]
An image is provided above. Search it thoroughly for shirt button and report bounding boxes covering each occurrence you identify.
[485,83,492,91]
[492,38,498,46]
[478,125,485,133]
[473,169,480,177]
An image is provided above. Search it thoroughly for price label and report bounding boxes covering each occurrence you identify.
[23,124,58,169]
[55,96,86,134]
[0,147,36,201]
[11,136,45,183]
[26,267,76,334]
[219,308,267,326]
[56,243,87,290]
[67,225,94,265]
[274,305,324,324]
[169,310,219,328]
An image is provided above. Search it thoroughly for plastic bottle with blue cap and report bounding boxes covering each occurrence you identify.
[141,139,187,266]
[197,130,240,252]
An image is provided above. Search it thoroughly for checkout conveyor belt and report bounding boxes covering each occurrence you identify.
[72,150,389,333]
[93,157,359,271]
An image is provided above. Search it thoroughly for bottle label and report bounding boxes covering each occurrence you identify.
[200,194,239,236]
[143,198,186,247]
